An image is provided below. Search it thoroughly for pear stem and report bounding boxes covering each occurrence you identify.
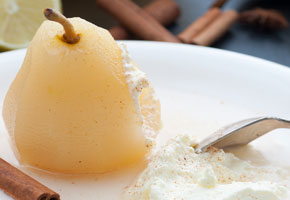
[43,8,80,44]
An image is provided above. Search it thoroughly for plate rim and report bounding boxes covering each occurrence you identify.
[121,41,290,71]
[1,40,289,70]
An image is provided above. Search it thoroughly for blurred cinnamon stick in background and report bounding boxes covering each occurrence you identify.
[210,0,228,8]
[178,8,221,43]
[192,10,239,46]
[110,0,180,40]
[97,0,180,42]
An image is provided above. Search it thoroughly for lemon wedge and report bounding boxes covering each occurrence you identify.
[0,0,61,51]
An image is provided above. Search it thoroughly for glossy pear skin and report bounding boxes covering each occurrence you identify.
[2,18,157,173]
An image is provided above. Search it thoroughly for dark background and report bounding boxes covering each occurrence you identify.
[62,0,290,67]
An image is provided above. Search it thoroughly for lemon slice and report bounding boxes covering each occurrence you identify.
[0,0,62,51]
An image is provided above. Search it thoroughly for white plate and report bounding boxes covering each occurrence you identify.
[0,41,290,199]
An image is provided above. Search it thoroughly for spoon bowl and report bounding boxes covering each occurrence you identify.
[196,117,290,153]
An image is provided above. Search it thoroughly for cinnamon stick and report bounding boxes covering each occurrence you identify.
[109,0,180,40]
[0,158,59,200]
[192,10,239,46]
[178,8,221,43]
[97,0,180,42]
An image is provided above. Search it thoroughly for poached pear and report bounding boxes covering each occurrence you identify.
[3,9,160,173]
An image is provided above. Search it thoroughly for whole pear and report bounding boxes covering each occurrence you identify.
[3,9,160,173]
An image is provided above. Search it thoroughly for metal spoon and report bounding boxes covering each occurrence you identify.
[195,116,290,153]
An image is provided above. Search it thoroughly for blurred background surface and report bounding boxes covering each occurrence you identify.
[62,0,290,67]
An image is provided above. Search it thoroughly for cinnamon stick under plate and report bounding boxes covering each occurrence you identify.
[0,158,59,200]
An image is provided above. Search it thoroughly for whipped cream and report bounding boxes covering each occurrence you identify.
[123,135,290,200]
[118,43,160,143]
[118,43,149,114]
